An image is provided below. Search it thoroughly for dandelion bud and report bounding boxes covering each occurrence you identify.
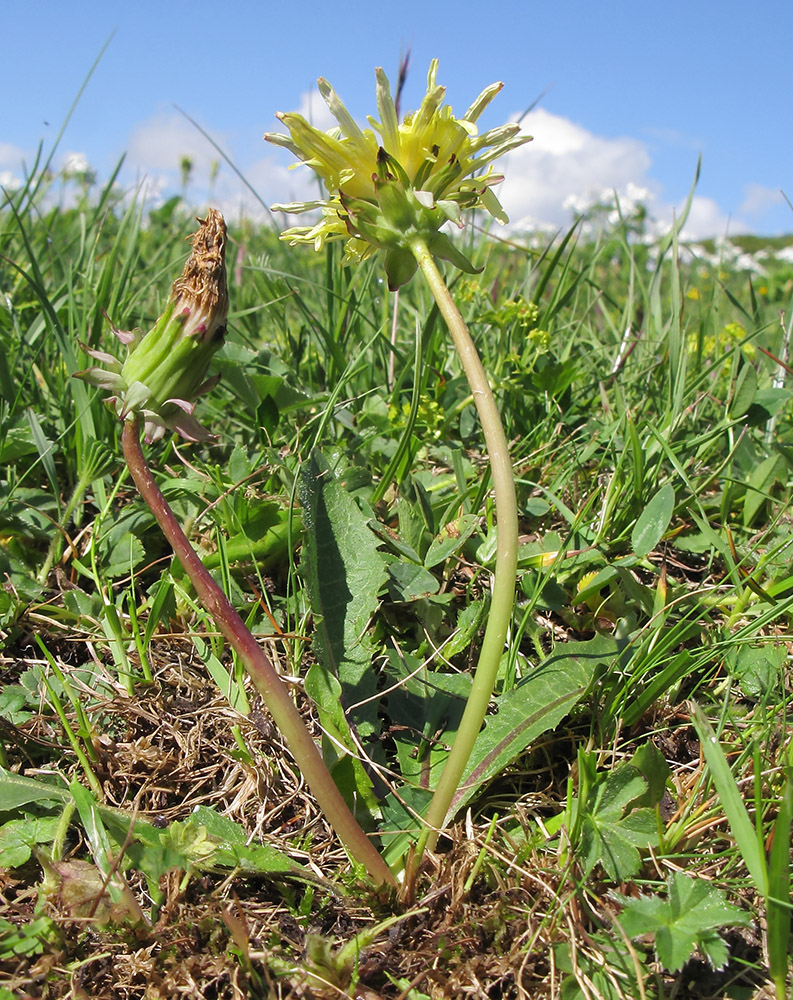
[75,210,228,443]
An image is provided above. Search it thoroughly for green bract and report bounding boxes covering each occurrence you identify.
[75,210,228,443]
[265,60,531,289]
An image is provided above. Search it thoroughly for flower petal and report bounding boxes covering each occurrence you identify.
[318,77,367,146]
[271,199,329,214]
[375,67,400,151]
[463,81,504,124]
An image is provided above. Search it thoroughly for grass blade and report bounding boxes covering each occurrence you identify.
[767,746,793,996]
[690,701,768,896]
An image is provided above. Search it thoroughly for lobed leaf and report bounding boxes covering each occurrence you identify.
[617,871,750,972]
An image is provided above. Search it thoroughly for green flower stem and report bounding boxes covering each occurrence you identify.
[121,417,396,889]
[409,235,518,864]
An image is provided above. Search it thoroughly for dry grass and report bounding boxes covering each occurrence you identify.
[0,611,774,999]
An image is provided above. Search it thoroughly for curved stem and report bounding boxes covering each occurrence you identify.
[121,418,395,888]
[408,237,519,867]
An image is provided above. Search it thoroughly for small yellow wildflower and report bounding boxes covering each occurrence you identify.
[478,295,539,331]
[265,61,531,289]
[388,396,445,440]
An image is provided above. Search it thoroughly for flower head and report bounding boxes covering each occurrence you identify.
[75,210,228,443]
[265,61,531,289]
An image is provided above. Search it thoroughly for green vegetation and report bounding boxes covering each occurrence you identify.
[1,147,792,996]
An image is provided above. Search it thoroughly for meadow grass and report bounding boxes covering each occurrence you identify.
[1,163,792,998]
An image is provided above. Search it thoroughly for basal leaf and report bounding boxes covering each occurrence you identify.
[743,453,780,528]
[0,685,34,725]
[0,916,57,960]
[103,530,144,579]
[697,931,730,972]
[630,742,671,807]
[299,452,387,728]
[729,361,757,419]
[632,483,675,557]
[386,659,471,791]
[381,784,434,867]
[386,560,440,602]
[304,661,383,823]
[190,805,302,875]
[69,781,130,905]
[596,764,649,817]
[299,453,388,814]
[99,803,304,882]
[450,634,619,817]
[444,598,488,658]
[423,514,480,569]
[0,767,69,811]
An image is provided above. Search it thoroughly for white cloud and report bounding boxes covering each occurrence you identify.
[0,143,22,163]
[133,173,169,208]
[0,170,22,191]
[0,143,26,188]
[651,195,749,241]
[562,181,653,222]
[116,107,328,222]
[499,108,653,230]
[107,104,777,240]
[126,112,225,175]
[739,183,785,219]
[228,155,319,221]
[61,151,90,175]
[495,108,760,240]
[681,198,745,241]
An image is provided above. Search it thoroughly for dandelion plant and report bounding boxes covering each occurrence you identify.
[266,61,530,869]
[75,211,395,888]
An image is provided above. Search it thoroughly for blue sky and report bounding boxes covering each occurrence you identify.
[2,0,791,238]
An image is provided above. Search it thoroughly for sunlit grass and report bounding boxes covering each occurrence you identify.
[1,158,793,995]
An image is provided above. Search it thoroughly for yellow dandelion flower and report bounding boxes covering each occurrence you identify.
[265,60,531,288]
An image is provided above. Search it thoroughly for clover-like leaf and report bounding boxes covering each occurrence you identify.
[0,815,60,868]
[617,871,751,972]
[579,764,659,882]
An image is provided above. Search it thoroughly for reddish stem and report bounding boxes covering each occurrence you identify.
[121,417,395,887]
